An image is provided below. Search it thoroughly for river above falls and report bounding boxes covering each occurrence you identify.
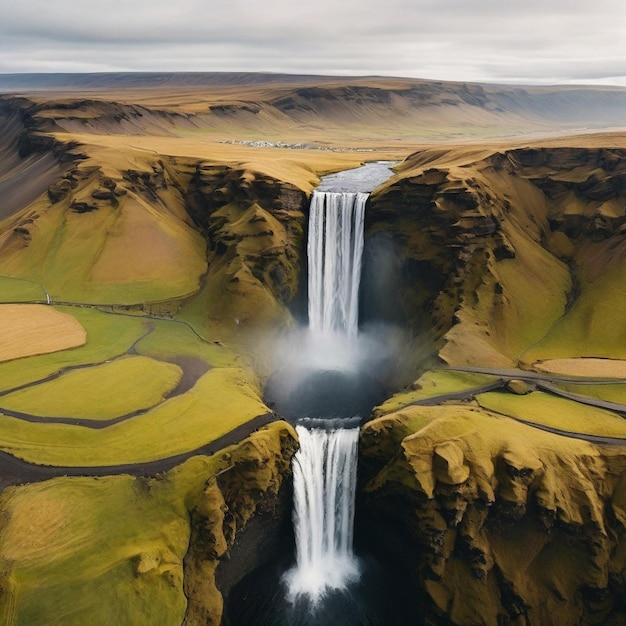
[316,161,396,193]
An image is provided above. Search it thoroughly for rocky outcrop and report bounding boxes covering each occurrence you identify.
[185,164,307,329]
[183,422,298,626]
[358,406,626,625]
[367,146,626,367]
[0,102,76,221]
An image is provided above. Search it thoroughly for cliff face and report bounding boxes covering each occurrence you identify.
[185,164,307,331]
[0,97,308,333]
[367,146,626,367]
[358,407,626,625]
[183,423,298,626]
[359,145,626,625]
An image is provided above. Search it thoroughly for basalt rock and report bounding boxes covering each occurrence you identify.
[358,406,626,626]
[183,422,298,626]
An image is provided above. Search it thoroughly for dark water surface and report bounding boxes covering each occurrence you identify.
[226,551,412,626]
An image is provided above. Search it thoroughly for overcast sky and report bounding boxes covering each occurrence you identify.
[1,0,625,85]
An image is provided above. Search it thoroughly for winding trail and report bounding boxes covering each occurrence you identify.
[402,367,626,445]
[0,321,156,398]
[448,365,626,386]
[0,412,278,491]
[0,288,241,488]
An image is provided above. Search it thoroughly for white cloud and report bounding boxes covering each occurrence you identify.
[0,0,625,85]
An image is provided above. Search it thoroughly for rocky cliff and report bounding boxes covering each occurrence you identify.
[367,145,626,367]
[358,406,626,625]
[183,422,298,626]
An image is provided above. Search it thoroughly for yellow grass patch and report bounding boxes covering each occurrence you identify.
[532,358,626,378]
[476,390,626,438]
[0,305,86,363]
[0,421,293,626]
[0,462,205,626]
[520,252,626,363]
[373,369,498,418]
[0,307,147,394]
[0,367,268,466]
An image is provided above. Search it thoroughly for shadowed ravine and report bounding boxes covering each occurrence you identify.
[227,163,413,624]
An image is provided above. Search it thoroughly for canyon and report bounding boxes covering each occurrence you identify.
[0,73,625,625]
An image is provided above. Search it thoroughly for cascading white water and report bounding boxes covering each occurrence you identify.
[285,421,361,603]
[307,191,367,338]
[285,191,367,603]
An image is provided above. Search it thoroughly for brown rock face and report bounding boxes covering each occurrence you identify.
[185,164,307,329]
[358,407,626,626]
[183,423,298,626]
[366,146,626,367]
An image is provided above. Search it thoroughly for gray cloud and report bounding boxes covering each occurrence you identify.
[1,0,625,85]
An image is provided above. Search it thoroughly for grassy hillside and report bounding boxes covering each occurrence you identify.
[1,74,626,625]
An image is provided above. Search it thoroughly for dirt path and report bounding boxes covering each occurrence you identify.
[448,365,626,385]
[404,367,626,445]
[0,412,278,491]
[2,290,625,491]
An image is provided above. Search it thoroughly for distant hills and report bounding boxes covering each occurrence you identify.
[2,72,626,131]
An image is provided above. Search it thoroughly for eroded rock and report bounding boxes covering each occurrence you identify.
[359,406,626,625]
[183,422,298,626]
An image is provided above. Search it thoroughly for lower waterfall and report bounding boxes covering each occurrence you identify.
[285,419,361,602]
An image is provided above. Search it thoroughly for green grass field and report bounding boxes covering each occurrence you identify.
[476,390,626,438]
[0,366,267,466]
[374,369,499,418]
[0,276,48,302]
[0,356,182,420]
[0,307,147,394]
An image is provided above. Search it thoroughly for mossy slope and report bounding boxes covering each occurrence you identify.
[0,422,297,626]
[368,146,626,369]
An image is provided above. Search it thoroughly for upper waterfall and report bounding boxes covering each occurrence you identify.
[307,191,367,338]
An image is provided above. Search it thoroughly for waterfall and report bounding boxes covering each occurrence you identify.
[285,420,361,603]
[285,190,367,603]
[307,191,367,338]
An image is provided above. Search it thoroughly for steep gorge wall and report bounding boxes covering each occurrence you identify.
[184,163,307,330]
[183,423,298,626]
[357,146,626,625]
[367,146,626,366]
[358,408,626,626]
[0,96,308,328]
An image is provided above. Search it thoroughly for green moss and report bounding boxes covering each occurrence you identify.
[375,369,498,417]
[135,318,237,369]
[0,455,221,626]
[551,382,626,404]
[0,422,294,626]
[476,390,626,438]
[521,260,626,362]
[0,356,182,419]
[0,191,207,305]
[0,277,48,302]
